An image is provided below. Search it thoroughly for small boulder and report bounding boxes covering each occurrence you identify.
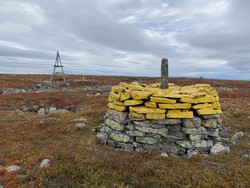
[75,123,86,127]
[6,165,21,172]
[230,132,244,142]
[210,143,230,156]
[160,152,169,157]
[39,159,50,168]
[242,152,250,158]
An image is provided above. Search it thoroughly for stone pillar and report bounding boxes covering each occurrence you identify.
[160,58,169,89]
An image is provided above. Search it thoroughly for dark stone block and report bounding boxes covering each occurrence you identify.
[117,143,134,150]
[143,144,159,151]
[107,140,116,148]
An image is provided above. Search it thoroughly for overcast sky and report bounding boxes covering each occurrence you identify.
[0,0,249,80]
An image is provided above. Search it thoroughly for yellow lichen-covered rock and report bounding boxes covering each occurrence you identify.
[193,95,216,103]
[197,108,222,115]
[130,111,145,118]
[167,110,194,118]
[120,91,131,101]
[124,100,144,106]
[192,103,212,109]
[145,102,157,108]
[162,94,188,99]
[146,113,165,120]
[113,101,124,106]
[193,84,211,88]
[130,106,166,114]
[131,91,153,100]
[213,102,221,109]
[150,97,176,104]
[180,96,195,103]
[109,92,120,100]
[159,103,191,109]
[111,86,123,93]
[108,103,127,112]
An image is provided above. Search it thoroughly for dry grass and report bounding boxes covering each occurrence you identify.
[0,74,250,188]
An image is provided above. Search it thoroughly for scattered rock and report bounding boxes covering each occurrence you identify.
[210,143,230,156]
[37,108,46,115]
[49,107,57,113]
[230,132,244,142]
[55,109,68,114]
[0,163,3,168]
[242,152,250,158]
[160,152,169,157]
[72,118,87,122]
[39,159,50,168]
[6,165,21,172]
[0,184,3,188]
[74,123,86,127]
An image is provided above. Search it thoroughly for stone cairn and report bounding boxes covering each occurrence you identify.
[96,81,229,157]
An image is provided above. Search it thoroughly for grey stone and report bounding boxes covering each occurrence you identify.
[231,132,244,142]
[74,123,86,127]
[72,118,87,122]
[210,143,230,156]
[107,140,116,148]
[92,124,104,132]
[182,128,200,135]
[189,134,202,141]
[102,126,113,135]
[129,115,146,121]
[202,119,218,128]
[39,159,50,168]
[0,184,3,188]
[38,108,45,115]
[49,107,57,113]
[133,142,143,148]
[105,109,129,124]
[207,129,219,137]
[135,126,168,137]
[202,114,221,119]
[117,143,134,150]
[149,124,166,129]
[151,119,182,125]
[54,109,68,114]
[183,117,201,128]
[160,144,186,155]
[125,124,135,131]
[242,152,250,158]
[192,140,213,148]
[136,137,158,145]
[176,140,193,148]
[143,144,159,151]
[160,152,169,157]
[6,165,21,172]
[219,127,228,138]
[168,124,181,134]
[109,133,133,143]
[125,131,145,137]
[96,132,108,144]
[105,119,124,131]
[134,121,151,127]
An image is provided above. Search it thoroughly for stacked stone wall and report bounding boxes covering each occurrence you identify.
[97,82,229,157]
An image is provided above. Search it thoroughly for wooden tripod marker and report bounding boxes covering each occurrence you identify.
[160,58,169,89]
[50,51,67,84]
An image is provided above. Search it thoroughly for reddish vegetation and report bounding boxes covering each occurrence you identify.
[0,74,250,187]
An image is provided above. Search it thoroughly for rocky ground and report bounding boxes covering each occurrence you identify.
[0,74,250,187]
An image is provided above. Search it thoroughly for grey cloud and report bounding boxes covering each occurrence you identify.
[0,0,249,80]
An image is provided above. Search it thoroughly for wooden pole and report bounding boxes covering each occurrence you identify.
[160,58,169,89]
